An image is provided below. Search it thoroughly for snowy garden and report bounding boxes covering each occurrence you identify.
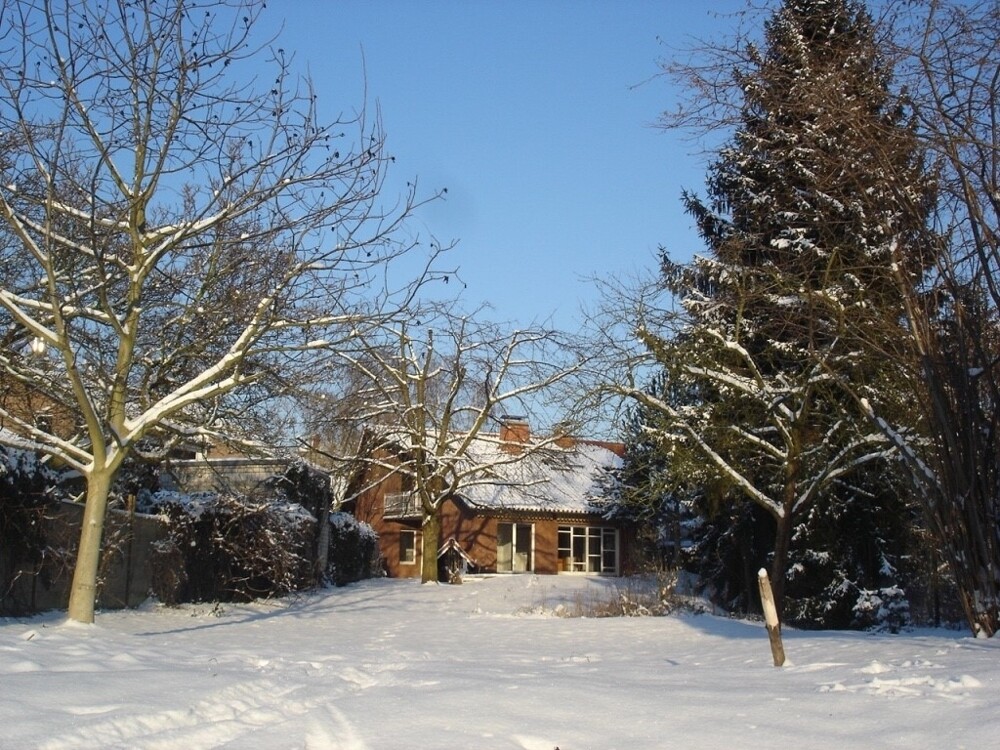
[2,0,1000,747]
[3,575,998,749]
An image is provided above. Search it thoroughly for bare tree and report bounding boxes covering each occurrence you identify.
[0,0,444,622]
[860,0,1000,636]
[312,306,584,583]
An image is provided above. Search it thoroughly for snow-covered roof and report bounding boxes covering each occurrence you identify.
[454,440,621,515]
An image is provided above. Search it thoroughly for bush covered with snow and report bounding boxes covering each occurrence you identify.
[267,461,382,587]
[852,586,911,633]
[268,460,331,527]
[325,512,381,586]
[141,490,315,605]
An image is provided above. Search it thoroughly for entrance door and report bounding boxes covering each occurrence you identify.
[496,523,533,573]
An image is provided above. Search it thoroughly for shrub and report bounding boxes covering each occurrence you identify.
[525,571,692,618]
[142,490,315,604]
[268,461,382,587]
[853,586,911,633]
[326,512,381,586]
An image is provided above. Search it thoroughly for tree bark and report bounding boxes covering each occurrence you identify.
[769,509,795,621]
[67,470,112,624]
[315,497,331,586]
[421,510,441,583]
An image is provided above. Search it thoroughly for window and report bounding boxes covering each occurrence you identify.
[399,530,417,565]
[558,525,618,574]
[496,523,533,573]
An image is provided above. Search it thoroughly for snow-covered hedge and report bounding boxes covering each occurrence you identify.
[326,512,381,586]
[268,460,383,587]
[140,486,382,603]
[141,490,315,605]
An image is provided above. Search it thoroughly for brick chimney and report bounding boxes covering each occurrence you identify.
[499,416,530,454]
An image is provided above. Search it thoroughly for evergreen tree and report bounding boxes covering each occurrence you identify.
[688,0,933,348]
[629,0,935,620]
[605,374,703,571]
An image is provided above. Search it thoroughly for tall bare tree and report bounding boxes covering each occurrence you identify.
[0,0,443,622]
[312,307,583,583]
[860,0,1000,636]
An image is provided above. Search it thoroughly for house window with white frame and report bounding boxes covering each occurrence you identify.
[399,530,417,565]
[496,522,533,573]
[557,525,618,574]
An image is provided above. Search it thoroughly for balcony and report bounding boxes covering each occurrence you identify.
[384,492,422,519]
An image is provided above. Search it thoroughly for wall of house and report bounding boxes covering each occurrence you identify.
[440,501,635,578]
[371,520,420,579]
[1,380,80,443]
[535,521,561,574]
[352,460,418,579]
[440,497,494,571]
[370,505,637,580]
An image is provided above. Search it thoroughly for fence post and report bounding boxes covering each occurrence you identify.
[124,494,136,607]
[758,568,786,667]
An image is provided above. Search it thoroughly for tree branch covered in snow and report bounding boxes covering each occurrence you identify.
[0,0,448,622]
[304,305,585,582]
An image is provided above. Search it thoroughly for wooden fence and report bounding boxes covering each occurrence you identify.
[2,500,167,616]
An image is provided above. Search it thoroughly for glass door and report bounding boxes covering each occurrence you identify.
[497,523,533,573]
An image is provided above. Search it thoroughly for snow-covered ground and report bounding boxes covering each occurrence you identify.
[2,575,997,749]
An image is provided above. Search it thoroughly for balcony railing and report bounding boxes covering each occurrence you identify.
[384,492,422,519]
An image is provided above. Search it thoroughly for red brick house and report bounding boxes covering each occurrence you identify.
[349,421,634,579]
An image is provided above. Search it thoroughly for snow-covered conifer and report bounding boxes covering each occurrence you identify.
[616,0,935,619]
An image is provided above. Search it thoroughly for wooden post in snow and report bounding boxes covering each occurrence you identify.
[757,568,785,667]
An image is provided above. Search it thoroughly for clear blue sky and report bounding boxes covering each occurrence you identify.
[275,1,750,330]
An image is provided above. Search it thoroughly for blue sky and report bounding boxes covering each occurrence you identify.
[275,1,749,330]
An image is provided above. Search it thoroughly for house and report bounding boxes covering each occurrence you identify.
[349,419,633,579]
[164,455,296,495]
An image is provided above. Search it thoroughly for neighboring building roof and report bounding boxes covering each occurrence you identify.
[455,439,621,516]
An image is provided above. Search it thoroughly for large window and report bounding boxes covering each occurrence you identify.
[558,526,618,574]
[399,530,417,565]
[497,523,533,573]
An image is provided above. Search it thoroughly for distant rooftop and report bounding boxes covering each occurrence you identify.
[455,439,621,515]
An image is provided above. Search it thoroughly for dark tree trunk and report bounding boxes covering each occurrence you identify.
[770,509,795,622]
[421,510,441,584]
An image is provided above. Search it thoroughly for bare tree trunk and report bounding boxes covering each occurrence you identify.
[315,498,331,585]
[67,470,112,624]
[770,509,795,621]
[421,511,441,584]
